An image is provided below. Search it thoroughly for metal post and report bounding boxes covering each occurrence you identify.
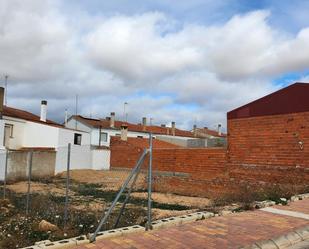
[3,149,8,199]
[146,133,153,230]
[64,143,71,225]
[90,149,148,242]
[26,150,33,215]
[113,164,142,229]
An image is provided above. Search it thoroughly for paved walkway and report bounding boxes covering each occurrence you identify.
[76,199,309,249]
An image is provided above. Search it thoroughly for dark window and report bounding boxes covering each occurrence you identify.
[137,136,143,138]
[74,133,82,145]
[100,132,108,142]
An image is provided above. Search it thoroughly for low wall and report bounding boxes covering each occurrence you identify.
[0,150,56,182]
[111,141,227,197]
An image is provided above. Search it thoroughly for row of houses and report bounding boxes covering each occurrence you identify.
[0,87,224,180]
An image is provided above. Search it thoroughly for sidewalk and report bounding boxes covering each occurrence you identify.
[76,199,309,249]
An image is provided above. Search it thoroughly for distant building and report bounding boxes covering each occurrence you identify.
[66,114,197,147]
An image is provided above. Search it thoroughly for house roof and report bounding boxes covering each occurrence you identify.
[195,127,226,138]
[72,115,196,138]
[111,136,181,149]
[227,82,309,120]
[3,106,63,128]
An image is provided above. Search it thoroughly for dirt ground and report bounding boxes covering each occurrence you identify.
[57,169,147,191]
[1,169,214,248]
[131,192,212,209]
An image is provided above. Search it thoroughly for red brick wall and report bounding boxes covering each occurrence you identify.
[110,111,309,197]
[110,137,227,197]
[227,111,309,185]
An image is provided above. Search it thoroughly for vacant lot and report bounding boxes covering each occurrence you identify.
[0,169,212,249]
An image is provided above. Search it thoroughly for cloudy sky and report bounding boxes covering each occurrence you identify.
[1,0,309,130]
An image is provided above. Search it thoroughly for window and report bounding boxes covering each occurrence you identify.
[5,124,13,138]
[74,133,82,145]
[137,136,143,138]
[100,132,108,143]
[115,133,121,136]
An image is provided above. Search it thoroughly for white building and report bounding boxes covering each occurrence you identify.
[0,96,110,178]
[66,113,198,147]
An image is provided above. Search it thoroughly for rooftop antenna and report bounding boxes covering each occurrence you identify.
[4,75,8,106]
[75,94,78,130]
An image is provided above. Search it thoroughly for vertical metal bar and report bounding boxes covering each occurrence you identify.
[90,149,148,242]
[26,150,33,215]
[64,143,71,225]
[146,133,153,230]
[3,149,8,199]
[113,164,142,229]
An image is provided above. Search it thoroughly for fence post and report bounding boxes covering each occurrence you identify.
[26,150,33,215]
[3,149,8,199]
[64,143,71,225]
[146,133,153,230]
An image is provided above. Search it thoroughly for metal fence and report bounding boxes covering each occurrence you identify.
[0,135,154,248]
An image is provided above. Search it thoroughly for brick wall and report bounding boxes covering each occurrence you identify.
[110,111,309,197]
[227,111,309,185]
[110,137,227,197]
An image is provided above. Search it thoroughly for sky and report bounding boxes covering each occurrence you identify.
[1,0,309,131]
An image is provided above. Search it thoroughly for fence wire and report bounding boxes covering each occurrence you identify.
[0,142,152,248]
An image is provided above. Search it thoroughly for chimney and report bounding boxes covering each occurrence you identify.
[218,124,222,136]
[110,112,115,128]
[64,109,68,126]
[0,87,4,118]
[40,100,47,122]
[142,117,147,131]
[193,124,197,137]
[171,121,176,136]
[120,124,128,141]
[161,124,166,128]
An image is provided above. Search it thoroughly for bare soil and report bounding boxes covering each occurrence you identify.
[131,192,212,209]
[0,169,213,249]
[57,169,147,191]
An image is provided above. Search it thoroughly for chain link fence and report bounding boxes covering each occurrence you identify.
[0,139,153,248]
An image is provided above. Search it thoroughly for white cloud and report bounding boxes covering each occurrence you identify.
[1,1,309,129]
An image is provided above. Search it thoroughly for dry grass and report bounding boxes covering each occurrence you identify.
[6,181,70,196]
[57,169,147,191]
[131,192,212,209]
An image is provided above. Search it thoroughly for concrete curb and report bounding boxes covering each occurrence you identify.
[241,225,309,249]
[151,211,214,230]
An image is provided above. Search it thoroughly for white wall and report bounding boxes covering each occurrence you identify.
[0,149,6,181]
[2,117,26,149]
[92,149,110,170]
[58,128,90,147]
[55,144,92,173]
[66,118,92,133]
[22,121,59,148]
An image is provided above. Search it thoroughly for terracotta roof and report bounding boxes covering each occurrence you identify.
[228,82,309,119]
[73,115,195,137]
[195,128,226,138]
[111,136,181,149]
[3,106,63,128]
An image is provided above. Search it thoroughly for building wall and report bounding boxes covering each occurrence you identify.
[92,149,110,170]
[3,117,26,149]
[227,111,309,185]
[0,150,56,181]
[66,118,92,133]
[22,121,59,148]
[110,139,227,197]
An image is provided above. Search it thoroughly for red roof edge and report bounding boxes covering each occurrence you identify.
[227,82,309,120]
